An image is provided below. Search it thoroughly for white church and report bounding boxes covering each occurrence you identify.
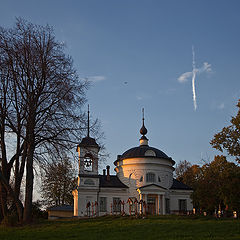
[72,110,193,217]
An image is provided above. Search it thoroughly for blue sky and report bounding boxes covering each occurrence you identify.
[1,0,240,172]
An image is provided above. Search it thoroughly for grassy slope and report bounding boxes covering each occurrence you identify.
[0,215,240,240]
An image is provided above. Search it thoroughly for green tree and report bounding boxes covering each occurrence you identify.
[210,100,240,163]
[195,156,240,213]
[176,162,202,210]
[176,156,240,213]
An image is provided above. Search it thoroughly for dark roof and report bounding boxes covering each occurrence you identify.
[99,175,128,188]
[77,136,100,149]
[47,205,73,212]
[138,183,167,190]
[78,174,129,188]
[170,179,193,190]
[116,145,174,163]
[78,174,100,178]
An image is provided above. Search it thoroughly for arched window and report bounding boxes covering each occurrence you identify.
[84,153,93,172]
[146,172,156,183]
[145,150,156,157]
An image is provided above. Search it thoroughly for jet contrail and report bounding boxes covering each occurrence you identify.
[192,46,197,111]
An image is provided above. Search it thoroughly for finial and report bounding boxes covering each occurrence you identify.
[87,104,90,137]
[140,108,147,136]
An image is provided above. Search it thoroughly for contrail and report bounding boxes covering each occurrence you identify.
[192,46,197,111]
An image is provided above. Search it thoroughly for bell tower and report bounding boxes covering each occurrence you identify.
[76,105,100,175]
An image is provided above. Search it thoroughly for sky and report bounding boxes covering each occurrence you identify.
[1,0,240,174]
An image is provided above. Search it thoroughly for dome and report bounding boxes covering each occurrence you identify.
[119,145,174,163]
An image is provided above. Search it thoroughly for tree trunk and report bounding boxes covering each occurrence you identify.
[0,171,24,223]
[14,142,27,200]
[0,196,3,222]
[23,106,36,223]
[0,183,8,218]
[23,143,35,223]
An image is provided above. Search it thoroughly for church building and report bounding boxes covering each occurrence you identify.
[72,109,193,217]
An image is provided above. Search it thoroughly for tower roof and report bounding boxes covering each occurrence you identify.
[77,105,99,150]
[78,136,99,148]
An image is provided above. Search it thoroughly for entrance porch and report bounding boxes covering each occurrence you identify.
[137,184,166,215]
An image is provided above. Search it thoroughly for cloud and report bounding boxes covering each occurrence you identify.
[192,46,197,111]
[136,93,152,101]
[198,62,212,73]
[178,71,193,83]
[86,75,106,83]
[177,62,212,83]
[177,46,213,111]
[218,103,225,109]
[166,88,176,94]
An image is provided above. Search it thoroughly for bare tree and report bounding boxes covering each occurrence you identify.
[175,160,192,181]
[0,18,96,223]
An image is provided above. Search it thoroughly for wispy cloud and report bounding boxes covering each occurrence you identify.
[199,62,212,73]
[85,75,106,83]
[136,93,152,101]
[88,76,106,82]
[177,62,212,83]
[218,103,225,109]
[192,46,197,111]
[177,46,212,111]
[178,71,193,83]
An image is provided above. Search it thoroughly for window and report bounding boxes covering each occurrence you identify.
[139,176,143,182]
[113,197,121,212]
[100,197,107,212]
[85,196,93,216]
[158,176,161,182]
[84,154,93,171]
[145,150,156,157]
[128,197,137,213]
[178,199,187,212]
[146,172,156,182]
[165,198,170,214]
[84,179,95,185]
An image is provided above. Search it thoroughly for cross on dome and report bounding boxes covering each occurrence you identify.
[139,108,149,146]
[140,108,148,136]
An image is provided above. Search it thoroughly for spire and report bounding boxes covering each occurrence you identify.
[140,108,148,136]
[76,104,100,152]
[139,108,148,146]
[87,104,90,137]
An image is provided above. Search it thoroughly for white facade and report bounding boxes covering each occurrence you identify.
[73,118,193,217]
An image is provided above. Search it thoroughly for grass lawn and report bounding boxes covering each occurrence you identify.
[0,215,239,240]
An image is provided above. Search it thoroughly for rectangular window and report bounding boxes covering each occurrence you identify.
[113,197,121,212]
[178,199,187,212]
[100,197,107,212]
[165,198,170,214]
[146,173,156,182]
